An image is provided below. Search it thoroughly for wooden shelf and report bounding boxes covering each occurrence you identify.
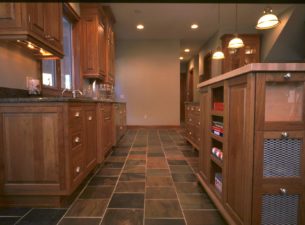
[210,154,223,168]
[211,110,224,116]
[210,133,224,143]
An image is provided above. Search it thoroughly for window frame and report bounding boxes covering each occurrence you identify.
[41,3,80,96]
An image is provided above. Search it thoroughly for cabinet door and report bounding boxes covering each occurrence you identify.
[81,16,98,77]
[0,3,23,29]
[199,88,210,181]
[84,109,97,170]
[44,3,62,51]
[98,19,106,76]
[28,3,46,38]
[253,131,305,225]
[256,72,305,131]
[225,75,255,224]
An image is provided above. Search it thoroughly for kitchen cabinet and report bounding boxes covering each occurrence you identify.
[113,103,127,145]
[197,64,305,225]
[0,102,97,207]
[80,3,107,80]
[221,34,260,73]
[0,2,63,58]
[97,103,114,163]
[105,18,115,84]
[184,102,200,150]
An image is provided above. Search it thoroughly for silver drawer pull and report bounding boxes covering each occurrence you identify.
[279,188,287,195]
[189,119,192,122]
[88,116,92,121]
[198,122,200,125]
[189,132,192,135]
[198,138,200,141]
[283,73,291,79]
[74,137,80,143]
[105,117,111,120]
[191,107,194,111]
[281,132,289,138]
[75,112,80,117]
[76,166,81,173]
[120,126,123,130]
[198,108,200,112]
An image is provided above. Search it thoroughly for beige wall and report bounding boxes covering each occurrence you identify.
[187,56,200,102]
[115,40,180,126]
[0,43,40,90]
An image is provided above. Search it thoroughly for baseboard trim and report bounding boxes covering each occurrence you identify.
[127,125,181,129]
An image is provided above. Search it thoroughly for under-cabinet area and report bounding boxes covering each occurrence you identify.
[0,100,126,207]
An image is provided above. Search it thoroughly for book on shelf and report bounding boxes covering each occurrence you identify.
[213,102,224,111]
[212,121,223,129]
[212,129,224,137]
[215,173,223,193]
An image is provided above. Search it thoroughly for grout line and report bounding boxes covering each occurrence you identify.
[13,208,33,225]
[98,130,139,225]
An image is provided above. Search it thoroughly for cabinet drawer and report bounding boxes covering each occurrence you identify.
[69,107,83,130]
[71,152,85,184]
[71,131,83,149]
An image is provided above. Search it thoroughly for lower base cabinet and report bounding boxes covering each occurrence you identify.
[184,102,200,150]
[113,103,127,145]
[0,102,97,207]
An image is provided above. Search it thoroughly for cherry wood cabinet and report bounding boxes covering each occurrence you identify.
[97,103,114,163]
[105,17,115,84]
[184,102,200,150]
[80,3,106,80]
[221,34,260,74]
[113,103,127,145]
[0,2,63,57]
[0,102,97,207]
[197,66,305,225]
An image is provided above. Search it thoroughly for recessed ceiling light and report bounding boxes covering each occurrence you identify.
[179,56,184,60]
[137,24,144,30]
[191,24,199,29]
[184,48,190,53]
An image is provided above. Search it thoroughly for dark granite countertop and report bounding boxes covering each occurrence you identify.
[0,97,126,104]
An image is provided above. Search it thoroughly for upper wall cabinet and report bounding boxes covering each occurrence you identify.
[221,34,260,73]
[80,4,115,83]
[104,6,116,84]
[80,3,107,80]
[0,3,63,58]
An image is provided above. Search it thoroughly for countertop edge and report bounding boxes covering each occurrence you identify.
[197,63,305,88]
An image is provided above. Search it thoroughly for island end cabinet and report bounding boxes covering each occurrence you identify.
[197,63,305,225]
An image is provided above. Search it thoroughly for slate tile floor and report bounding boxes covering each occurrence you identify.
[0,128,227,225]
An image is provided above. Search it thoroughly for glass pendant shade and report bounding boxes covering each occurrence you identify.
[228,36,244,49]
[256,11,280,29]
[212,48,225,60]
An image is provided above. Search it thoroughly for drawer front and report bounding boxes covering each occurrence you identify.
[71,152,85,184]
[69,107,83,130]
[71,131,83,149]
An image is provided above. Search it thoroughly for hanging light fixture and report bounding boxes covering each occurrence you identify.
[212,4,225,60]
[228,4,244,49]
[256,7,280,30]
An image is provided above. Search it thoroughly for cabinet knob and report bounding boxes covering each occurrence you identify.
[75,112,80,117]
[76,166,81,173]
[74,137,80,143]
[120,126,123,130]
[189,118,192,122]
[120,111,122,114]
[281,132,289,138]
[283,73,291,79]
[198,138,200,141]
[88,116,92,121]
[189,132,192,135]
[198,122,200,125]
[198,108,200,112]
[279,188,287,195]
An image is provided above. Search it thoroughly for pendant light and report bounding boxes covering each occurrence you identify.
[256,7,280,30]
[228,4,244,49]
[212,4,225,60]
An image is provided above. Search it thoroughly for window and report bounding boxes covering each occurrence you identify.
[41,3,79,95]
[42,60,56,87]
[61,16,73,90]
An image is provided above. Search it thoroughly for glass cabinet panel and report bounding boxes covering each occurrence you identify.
[265,82,303,122]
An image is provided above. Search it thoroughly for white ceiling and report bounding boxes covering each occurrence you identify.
[106,3,294,61]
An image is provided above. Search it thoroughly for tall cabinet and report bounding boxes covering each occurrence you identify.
[197,64,305,225]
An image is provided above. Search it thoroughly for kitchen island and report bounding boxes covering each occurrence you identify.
[197,63,305,225]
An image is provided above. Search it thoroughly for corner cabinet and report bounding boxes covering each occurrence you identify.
[198,68,305,225]
[0,102,97,207]
[80,3,107,80]
[0,2,63,57]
